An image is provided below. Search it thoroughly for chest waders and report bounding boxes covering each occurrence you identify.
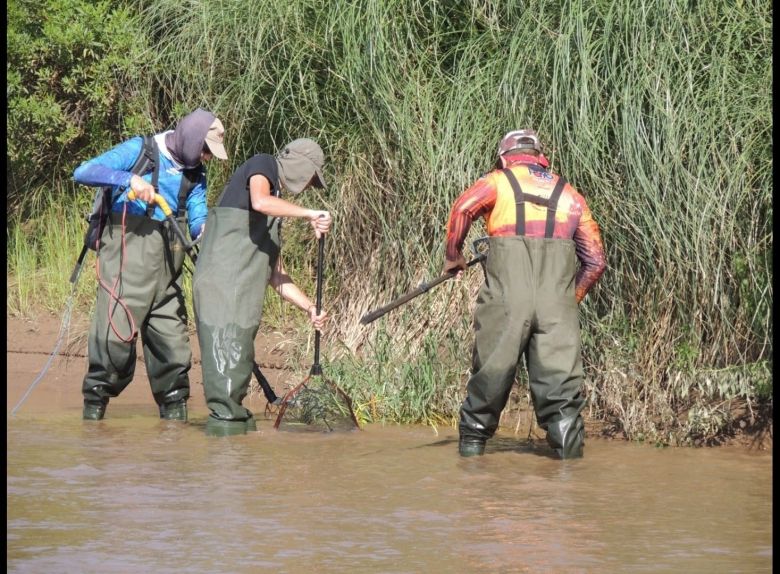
[459,168,585,459]
[82,142,197,422]
[192,207,280,436]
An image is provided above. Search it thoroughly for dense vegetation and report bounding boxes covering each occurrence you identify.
[7,0,772,445]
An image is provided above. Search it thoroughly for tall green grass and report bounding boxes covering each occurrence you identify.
[6,0,772,443]
[7,187,97,317]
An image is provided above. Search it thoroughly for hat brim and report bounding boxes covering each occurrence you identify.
[311,168,326,189]
[205,139,228,160]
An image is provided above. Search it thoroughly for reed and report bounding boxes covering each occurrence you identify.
[7,0,772,443]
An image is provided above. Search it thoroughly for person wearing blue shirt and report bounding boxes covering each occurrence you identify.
[73,108,228,422]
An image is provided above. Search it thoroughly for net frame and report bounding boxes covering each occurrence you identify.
[269,235,361,432]
[272,371,360,431]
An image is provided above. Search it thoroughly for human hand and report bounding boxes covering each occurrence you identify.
[130,175,156,204]
[442,255,467,280]
[308,305,328,331]
[308,210,332,238]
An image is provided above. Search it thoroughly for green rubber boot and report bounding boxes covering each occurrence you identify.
[459,436,486,457]
[245,413,257,432]
[205,417,247,437]
[83,401,106,421]
[159,400,188,421]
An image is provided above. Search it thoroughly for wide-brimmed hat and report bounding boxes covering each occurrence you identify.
[276,138,326,194]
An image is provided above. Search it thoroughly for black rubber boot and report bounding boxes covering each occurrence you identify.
[546,414,585,459]
[159,399,188,421]
[459,436,487,457]
[83,401,107,421]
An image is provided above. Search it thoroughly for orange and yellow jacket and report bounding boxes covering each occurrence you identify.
[445,154,606,303]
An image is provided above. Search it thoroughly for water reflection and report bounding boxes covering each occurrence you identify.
[7,409,772,573]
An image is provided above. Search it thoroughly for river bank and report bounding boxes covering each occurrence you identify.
[6,311,772,452]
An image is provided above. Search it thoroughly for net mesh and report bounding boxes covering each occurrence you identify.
[269,375,360,432]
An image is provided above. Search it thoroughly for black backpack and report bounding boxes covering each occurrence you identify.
[70,136,200,283]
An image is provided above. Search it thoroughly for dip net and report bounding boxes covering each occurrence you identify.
[269,368,360,432]
[264,235,360,432]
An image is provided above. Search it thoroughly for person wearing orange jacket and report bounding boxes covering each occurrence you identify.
[444,129,606,458]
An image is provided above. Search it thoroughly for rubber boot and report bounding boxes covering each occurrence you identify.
[159,399,188,421]
[245,412,257,432]
[83,401,107,421]
[546,414,585,459]
[205,416,247,437]
[459,436,487,457]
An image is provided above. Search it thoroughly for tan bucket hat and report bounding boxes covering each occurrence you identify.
[276,138,326,194]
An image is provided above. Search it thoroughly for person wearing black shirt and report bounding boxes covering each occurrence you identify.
[192,139,332,436]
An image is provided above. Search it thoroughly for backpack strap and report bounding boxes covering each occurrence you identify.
[502,168,567,238]
[128,135,201,221]
[126,135,160,217]
[177,167,202,218]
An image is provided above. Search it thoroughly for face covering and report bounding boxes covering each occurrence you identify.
[164,108,217,169]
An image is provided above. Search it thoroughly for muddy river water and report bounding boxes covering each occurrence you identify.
[7,397,772,573]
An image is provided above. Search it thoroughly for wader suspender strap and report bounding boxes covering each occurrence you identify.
[502,168,567,238]
[544,176,567,238]
[503,168,527,236]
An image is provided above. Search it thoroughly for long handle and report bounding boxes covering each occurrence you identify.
[359,254,486,325]
[252,363,280,404]
[127,189,195,259]
[310,235,325,375]
[69,244,89,284]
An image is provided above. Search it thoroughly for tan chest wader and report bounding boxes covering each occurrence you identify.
[82,142,197,422]
[192,207,280,436]
[459,167,586,459]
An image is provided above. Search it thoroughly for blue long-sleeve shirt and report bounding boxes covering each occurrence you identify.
[73,134,208,238]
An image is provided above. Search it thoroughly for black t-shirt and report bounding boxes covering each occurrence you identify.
[216,153,279,209]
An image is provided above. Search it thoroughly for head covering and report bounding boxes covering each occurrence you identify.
[276,138,326,194]
[204,118,228,160]
[497,129,543,156]
[165,108,228,169]
[495,129,548,169]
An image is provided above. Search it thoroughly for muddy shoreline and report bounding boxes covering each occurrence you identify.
[6,311,772,452]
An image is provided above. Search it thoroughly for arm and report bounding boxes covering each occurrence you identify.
[572,194,607,303]
[249,174,331,237]
[442,175,497,274]
[186,171,208,239]
[73,136,157,204]
[73,137,143,189]
[269,257,328,330]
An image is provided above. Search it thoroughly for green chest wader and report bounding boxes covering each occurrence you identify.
[459,169,586,459]
[81,141,194,421]
[82,214,192,417]
[192,207,280,435]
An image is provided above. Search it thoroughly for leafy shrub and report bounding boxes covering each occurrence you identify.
[6,0,150,212]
